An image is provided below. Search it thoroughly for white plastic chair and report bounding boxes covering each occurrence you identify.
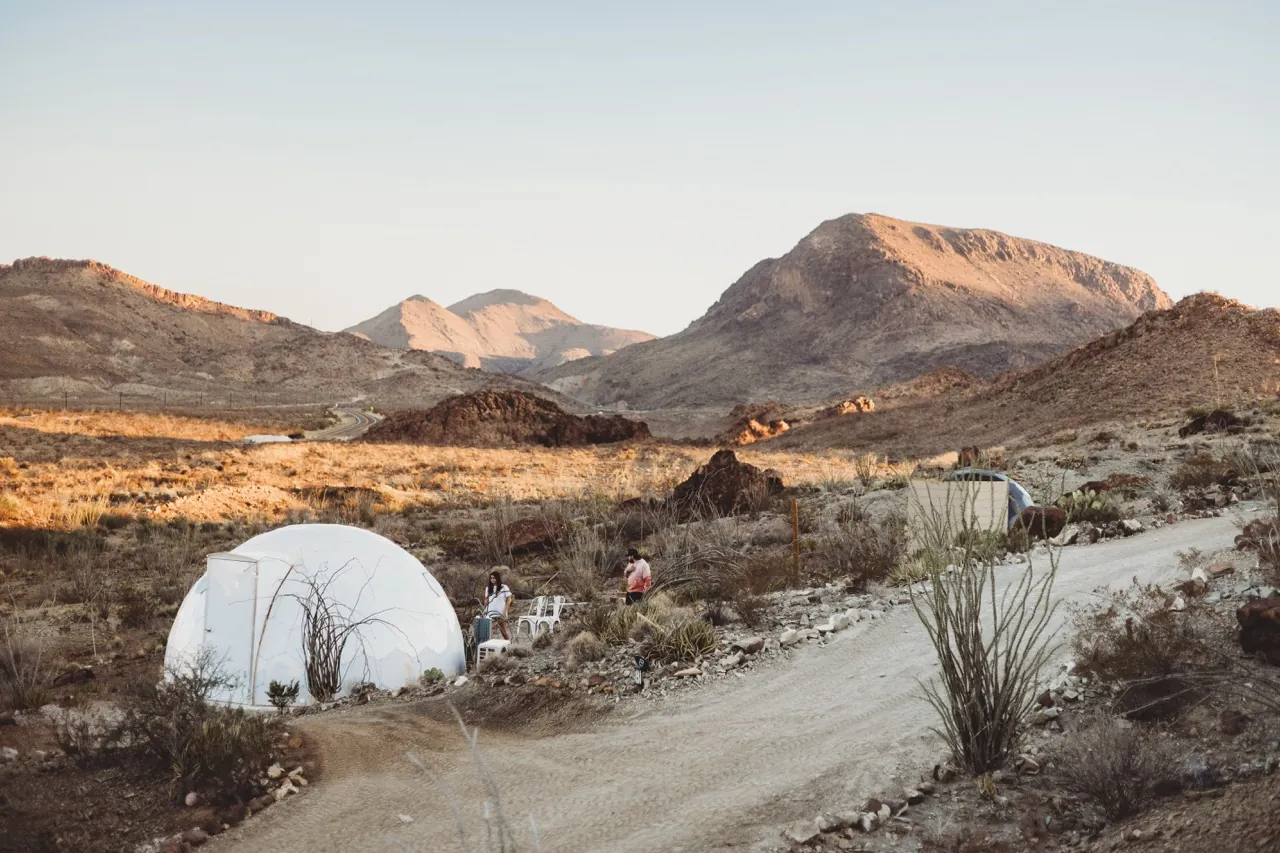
[515,596,548,639]
[532,596,571,636]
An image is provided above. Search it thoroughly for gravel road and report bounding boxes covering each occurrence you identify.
[216,512,1253,853]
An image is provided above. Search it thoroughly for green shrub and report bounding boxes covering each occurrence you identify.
[1169,453,1237,492]
[119,650,281,803]
[1057,489,1122,524]
[266,679,300,713]
[641,618,717,662]
[420,667,445,686]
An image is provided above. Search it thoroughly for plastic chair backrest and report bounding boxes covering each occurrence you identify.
[526,595,548,617]
[547,596,567,619]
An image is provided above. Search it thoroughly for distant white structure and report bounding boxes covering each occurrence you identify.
[243,434,292,445]
[165,524,465,707]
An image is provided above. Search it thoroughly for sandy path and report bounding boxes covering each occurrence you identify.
[217,514,1250,853]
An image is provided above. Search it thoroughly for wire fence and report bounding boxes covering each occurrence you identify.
[0,390,335,415]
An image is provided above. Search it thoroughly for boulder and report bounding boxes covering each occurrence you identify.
[1179,409,1241,438]
[504,517,557,555]
[731,636,765,655]
[51,665,94,687]
[669,449,784,518]
[1015,506,1067,541]
[1120,519,1144,536]
[784,820,821,845]
[1237,596,1280,665]
[180,829,210,848]
[779,629,802,647]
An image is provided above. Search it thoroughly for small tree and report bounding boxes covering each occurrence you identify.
[907,482,1060,774]
[266,679,300,714]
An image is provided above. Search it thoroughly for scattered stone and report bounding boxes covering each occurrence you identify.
[184,792,202,808]
[0,747,17,763]
[454,675,469,687]
[784,819,821,845]
[1016,506,1068,541]
[266,763,284,780]
[0,712,15,727]
[1220,709,1251,736]
[398,814,415,825]
[1207,561,1236,578]
[721,652,745,669]
[1032,707,1062,726]
[933,763,958,783]
[674,667,702,678]
[1050,524,1080,547]
[816,812,847,833]
[180,828,209,848]
[51,665,94,687]
[1120,519,1144,536]
[905,789,926,805]
[780,629,802,647]
[732,636,765,655]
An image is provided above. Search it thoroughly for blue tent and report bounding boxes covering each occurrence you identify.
[942,468,1035,530]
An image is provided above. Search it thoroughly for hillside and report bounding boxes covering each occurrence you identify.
[540,213,1171,408]
[345,289,653,374]
[0,257,546,407]
[777,293,1280,456]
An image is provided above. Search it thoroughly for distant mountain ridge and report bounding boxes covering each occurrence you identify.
[0,257,549,407]
[540,213,1172,408]
[345,289,654,375]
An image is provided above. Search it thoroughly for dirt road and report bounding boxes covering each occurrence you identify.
[217,513,1252,853]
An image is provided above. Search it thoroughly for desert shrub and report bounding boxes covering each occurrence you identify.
[730,590,767,628]
[1055,714,1178,819]
[1070,582,1219,719]
[117,585,159,629]
[1148,486,1180,514]
[0,492,22,522]
[55,707,117,766]
[1169,453,1237,492]
[120,650,280,802]
[1056,489,1122,524]
[97,511,133,531]
[478,499,520,565]
[641,617,717,662]
[531,629,554,650]
[907,484,1059,774]
[566,631,606,667]
[478,652,518,674]
[420,667,445,685]
[267,679,300,713]
[0,620,50,711]
[820,511,907,591]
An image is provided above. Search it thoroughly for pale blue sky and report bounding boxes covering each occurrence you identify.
[1,1,1275,336]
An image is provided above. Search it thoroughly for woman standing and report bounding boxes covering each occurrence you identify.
[483,570,513,640]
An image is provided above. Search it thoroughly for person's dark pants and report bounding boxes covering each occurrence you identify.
[625,591,645,606]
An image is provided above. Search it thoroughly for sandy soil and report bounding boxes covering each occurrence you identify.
[213,512,1256,853]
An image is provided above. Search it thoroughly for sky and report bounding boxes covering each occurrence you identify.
[0,1,1275,337]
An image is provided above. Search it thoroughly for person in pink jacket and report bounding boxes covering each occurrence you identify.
[624,548,652,605]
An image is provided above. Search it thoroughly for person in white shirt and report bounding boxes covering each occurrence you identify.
[483,570,512,639]
[624,549,652,605]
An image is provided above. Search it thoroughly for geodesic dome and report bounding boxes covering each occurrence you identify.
[164,524,465,706]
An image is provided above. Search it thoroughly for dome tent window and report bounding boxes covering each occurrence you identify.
[165,524,465,707]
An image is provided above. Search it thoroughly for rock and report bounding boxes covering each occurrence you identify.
[731,636,765,655]
[504,516,558,555]
[780,629,801,647]
[249,794,274,813]
[933,763,958,783]
[586,674,608,687]
[784,819,821,845]
[816,812,847,833]
[905,789,926,805]
[1050,524,1081,547]
[1016,506,1068,541]
[1179,409,1240,438]
[816,621,837,635]
[1206,561,1236,578]
[1176,578,1209,598]
[453,675,469,687]
[1032,707,1062,726]
[272,780,299,802]
[0,712,14,727]
[721,652,745,669]
[1017,755,1042,775]
[398,814,415,825]
[829,612,850,631]
[180,829,209,848]
[1219,708,1250,736]
[844,608,863,623]
[670,449,784,518]
[391,686,407,698]
[184,792,202,807]
[860,797,885,814]
[1169,594,1187,612]
[0,747,17,762]
[674,667,702,678]
[1237,597,1280,665]
[266,763,285,780]
[1120,519,1144,536]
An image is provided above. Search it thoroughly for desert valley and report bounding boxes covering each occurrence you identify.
[2,209,1280,853]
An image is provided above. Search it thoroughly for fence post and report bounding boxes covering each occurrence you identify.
[791,498,800,583]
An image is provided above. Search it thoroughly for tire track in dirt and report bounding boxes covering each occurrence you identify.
[214,513,1253,853]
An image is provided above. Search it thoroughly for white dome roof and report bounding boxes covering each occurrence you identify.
[165,524,465,706]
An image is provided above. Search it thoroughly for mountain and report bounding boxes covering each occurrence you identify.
[540,213,1172,408]
[345,289,654,374]
[0,258,547,407]
[776,293,1280,456]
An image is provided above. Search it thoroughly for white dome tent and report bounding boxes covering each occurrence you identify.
[165,524,465,707]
